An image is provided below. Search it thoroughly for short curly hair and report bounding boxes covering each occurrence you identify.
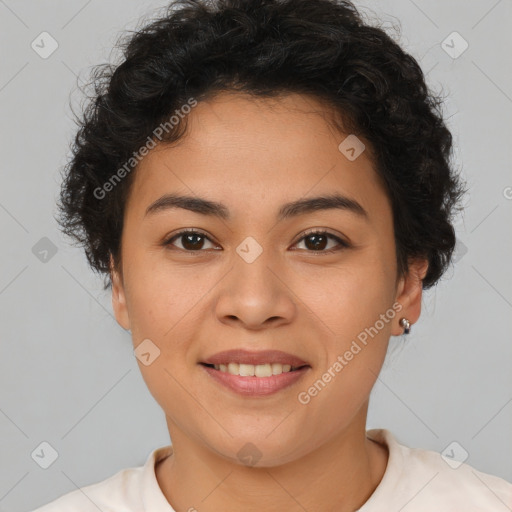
[56,0,465,291]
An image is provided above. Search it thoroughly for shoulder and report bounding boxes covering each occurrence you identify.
[363,429,512,511]
[31,446,171,512]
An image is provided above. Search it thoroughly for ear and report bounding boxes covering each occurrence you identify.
[391,257,429,336]
[110,253,131,331]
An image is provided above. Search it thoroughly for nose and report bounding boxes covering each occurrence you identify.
[213,250,297,330]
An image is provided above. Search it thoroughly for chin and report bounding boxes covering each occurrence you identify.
[209,432,310,468]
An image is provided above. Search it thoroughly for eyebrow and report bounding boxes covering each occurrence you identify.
[144,193,369,221]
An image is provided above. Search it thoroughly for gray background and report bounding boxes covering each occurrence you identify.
[0,0,511,510]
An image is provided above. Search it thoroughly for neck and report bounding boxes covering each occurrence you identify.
[155,413,388,512]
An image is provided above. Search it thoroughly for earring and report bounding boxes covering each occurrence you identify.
[399,318,411,335]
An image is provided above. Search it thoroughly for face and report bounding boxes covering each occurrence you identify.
[111,91,426,466]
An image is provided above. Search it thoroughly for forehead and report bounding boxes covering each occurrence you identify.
[125,92,390,222]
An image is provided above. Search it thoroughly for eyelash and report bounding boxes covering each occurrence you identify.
[162,228,350,254]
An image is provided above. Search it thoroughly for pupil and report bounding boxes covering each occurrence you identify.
[306,234,327,251]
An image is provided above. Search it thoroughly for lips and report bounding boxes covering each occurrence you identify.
[201,363,310,396]
[200,349,310,368]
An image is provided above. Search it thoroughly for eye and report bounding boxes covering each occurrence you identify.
[292,229,350,253]
[163,228,350,253]
[163,230,219,251]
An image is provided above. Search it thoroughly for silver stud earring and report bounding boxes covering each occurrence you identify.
[399,318,411,334]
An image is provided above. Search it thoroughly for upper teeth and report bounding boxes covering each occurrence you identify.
[214,362,298,377]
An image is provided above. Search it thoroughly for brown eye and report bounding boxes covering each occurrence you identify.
[180,233,206,250]
[164,230,218,251]
[293,230,349,252]
[304,233,329,251]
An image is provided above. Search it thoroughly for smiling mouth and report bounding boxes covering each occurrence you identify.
[199,361,311,396]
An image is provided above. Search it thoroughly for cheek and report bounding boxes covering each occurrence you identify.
[124,262,205,410]
[290,257,395,339]
[125,256,210,333]
[297,282,392,426]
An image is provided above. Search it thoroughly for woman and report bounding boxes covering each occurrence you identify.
[34,0,512,510]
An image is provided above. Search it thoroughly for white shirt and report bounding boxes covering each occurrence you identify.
[32,429,512,511]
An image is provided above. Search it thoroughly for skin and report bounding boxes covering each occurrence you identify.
[110,91,428,512]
